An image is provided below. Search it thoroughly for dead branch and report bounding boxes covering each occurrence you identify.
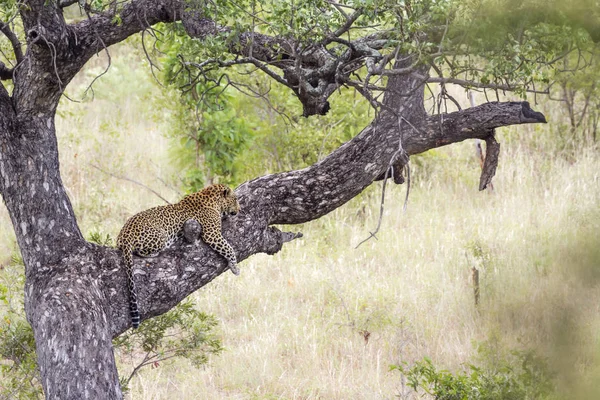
[479,134,500,191]
[354,166,390,249]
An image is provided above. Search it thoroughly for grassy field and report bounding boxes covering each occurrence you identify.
[1,43,599,399]
[120,142,598,399]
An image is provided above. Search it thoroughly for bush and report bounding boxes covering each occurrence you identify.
[391,345,555,399]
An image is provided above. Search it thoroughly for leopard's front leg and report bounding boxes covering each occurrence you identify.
[199,212,240,275]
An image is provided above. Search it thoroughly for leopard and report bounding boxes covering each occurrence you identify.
[117,183,241,329]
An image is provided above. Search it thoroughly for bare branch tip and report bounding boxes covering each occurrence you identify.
[520,101,547,123]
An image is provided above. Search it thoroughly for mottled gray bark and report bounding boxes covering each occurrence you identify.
[0,1,546,399]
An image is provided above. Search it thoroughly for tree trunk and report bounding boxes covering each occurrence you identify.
[0,2,547,399]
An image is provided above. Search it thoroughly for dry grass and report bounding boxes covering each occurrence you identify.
[126,126,599,398]
[0,42,598,399]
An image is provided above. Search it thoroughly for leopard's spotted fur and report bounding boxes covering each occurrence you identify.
[117,184,241,328]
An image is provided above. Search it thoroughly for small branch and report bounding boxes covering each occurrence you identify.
[403,163,410,212]
[125,350,153,386]
[78,6,113,100]
[328,8,364,41]
[471,266,480,306]
[354,167,389,249]
[90,164,171,204]
[479,133,500,191]
[0,21,24,63]
[184,57,289,88]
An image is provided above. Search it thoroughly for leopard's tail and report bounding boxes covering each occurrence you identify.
[121,248,141,329]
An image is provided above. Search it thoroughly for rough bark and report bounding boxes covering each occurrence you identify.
[0,1,547,399]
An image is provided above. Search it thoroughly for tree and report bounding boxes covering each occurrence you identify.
[0,0,594,398]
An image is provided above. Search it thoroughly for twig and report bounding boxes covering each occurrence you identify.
[0,21,24,63]
[355,114,417,248]
[355,163,390,249]
[125,350,153,385]
[38,34,64,90]
[403,163,410,213]
[90,164,171,204]
[149,160,183,197]
[79,5,113,101]
[355,132,407,248]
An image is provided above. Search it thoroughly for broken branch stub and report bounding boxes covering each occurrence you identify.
[479,134,501,191]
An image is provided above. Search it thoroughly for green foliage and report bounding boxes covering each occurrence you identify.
[177,0,596,98]
[164,86,253,190]
[466,240,492,269]
[427,0,596,96]
[114,299,223,392]
[156,21,375,188]
[87,230,114,247]
[0,320,40,400]
[0,257,43,399]
[230,77,373,174]
[158,28,255,190]
[391,344,555,399]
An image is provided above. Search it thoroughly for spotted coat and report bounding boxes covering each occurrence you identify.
[117,184,241,328]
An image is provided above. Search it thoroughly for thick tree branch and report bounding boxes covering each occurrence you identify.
[90,100,546,337]
[407,101,546,154]
[72,0,178,51]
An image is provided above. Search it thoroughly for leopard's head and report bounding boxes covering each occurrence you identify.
[182,184,240,217]
[216,184,240,217]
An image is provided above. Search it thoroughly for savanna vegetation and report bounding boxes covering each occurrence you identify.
[0,0,599,399]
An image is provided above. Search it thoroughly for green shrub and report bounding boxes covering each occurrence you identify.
[391,346,555,399]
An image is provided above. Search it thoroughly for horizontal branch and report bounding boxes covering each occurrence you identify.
[102,215,302,336]
[406,101,546,155]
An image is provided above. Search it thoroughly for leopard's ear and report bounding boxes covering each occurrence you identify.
[222,187,230,197]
